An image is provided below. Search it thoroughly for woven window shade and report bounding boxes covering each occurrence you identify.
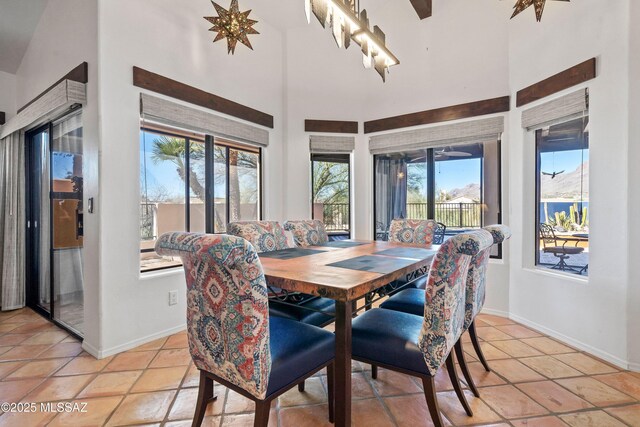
[0,80,86,139]
[368,117,504,155]
[521,89,589,130]
[309,135,355,153]
[140,93,269,147]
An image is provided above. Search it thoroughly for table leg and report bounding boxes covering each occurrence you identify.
[334,300,352,427]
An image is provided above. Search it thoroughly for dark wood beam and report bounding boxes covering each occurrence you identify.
[410,0,432,19]
[18,62,88,114]
[305,119,358,134]
[0,112,5,126]
[516,58,596,107]
[133,67,274,129]
[364,96,510,134]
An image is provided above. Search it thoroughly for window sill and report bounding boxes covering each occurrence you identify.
[139,266,184,281]
[523,267,588,284]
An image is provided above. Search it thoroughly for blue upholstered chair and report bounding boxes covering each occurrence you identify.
[379,225,512,397]
[352,230,494,427]
[155,232,335,427]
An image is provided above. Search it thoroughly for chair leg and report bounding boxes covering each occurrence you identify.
[445,353,473,417]
[298,381,305,392]
[468,320,491,372]
[327,362,335,423]
[192,371,216,427]
[371,365,378,379]
[421,376,445,427]
[254,399,271,427]
[454,340,480,398]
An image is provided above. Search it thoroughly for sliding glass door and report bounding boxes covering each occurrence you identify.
[26,111,85,337]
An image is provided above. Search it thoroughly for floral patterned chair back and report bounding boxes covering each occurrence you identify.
[227,221,292,253]
[418,230,493,375]
[389,219,437,246]
[155,232,271,399]
[283,220,329,247]
[463,225,512,330]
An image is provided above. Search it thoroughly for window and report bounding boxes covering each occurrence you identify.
[139,126,262,272]
[374,140,502,256]
[311,154,351,237]
[535,116,589,276]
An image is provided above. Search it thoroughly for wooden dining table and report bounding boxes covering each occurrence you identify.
[259,239,436,427]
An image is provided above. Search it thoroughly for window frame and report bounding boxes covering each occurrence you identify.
[310,153,352,237]
[139,125,263,272]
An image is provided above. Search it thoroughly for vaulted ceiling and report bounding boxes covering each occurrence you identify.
[0,0,48,74]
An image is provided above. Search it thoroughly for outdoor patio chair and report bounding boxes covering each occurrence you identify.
[155,232,335,427]
[539,223,584,272]
[433,222,447,244]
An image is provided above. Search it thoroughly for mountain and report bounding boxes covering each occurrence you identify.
[540,162,589,200]
[445,183,481,202]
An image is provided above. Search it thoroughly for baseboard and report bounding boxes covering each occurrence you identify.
[628,361,640,373]
[508,313,630,370]
[82,324,187,359]
[480,307,510,318]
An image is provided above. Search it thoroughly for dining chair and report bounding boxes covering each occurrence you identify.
[378,225,511,397]
[155,232,335,427]
[351,230,494,427]
[227,221,293,252]
[388,218,437,246]
[283,219,329,247]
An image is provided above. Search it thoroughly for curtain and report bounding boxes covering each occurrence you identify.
[375,157,408,235]
[0,131,26,311]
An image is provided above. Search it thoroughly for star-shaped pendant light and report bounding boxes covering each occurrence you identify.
[511,0,570,22]
[204,0,259,54]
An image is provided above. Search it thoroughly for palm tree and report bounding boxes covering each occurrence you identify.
[151,136,206,201]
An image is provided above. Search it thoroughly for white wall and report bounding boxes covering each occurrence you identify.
[95,0,285,356]
[507,0,630,366]
[11,0,100,351]
[0,71,16,121]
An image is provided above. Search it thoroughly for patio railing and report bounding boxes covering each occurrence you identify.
[322,203,350,231]
[407,202,482,228]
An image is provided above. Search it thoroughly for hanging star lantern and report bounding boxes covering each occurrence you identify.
[511,0,570,22]
[204,0,259,54]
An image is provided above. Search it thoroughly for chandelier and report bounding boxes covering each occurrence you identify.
[305,0,399,82]
[511,0,570,22]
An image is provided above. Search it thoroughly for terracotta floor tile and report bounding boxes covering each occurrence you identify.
[130,366,188,392]
[77,370,143,397]
[54,356,112,376]
[383,394,452,427]
[0,324,22,334]
[519,356,583,379]
[480,385,549,419]
[517,381,592,413]
[5,358,71,380]
[510,415,570,426]
[351,398,395,427]
[559,409,627,427]
[182,363,200,388]
[495,325,542,339]
[491,340,544,358]
[466,342,510,360]
[490,359,546,383]
[476,314,515,326]
[48,395,123,427]
[367,369,422,396]
[463,361,507,387]
[0,407,56,426]
[9,323,51,334]
[0,345,51,361]
[24,374,94,402]
[321,371,375,400]
[131,337,168,352]
[166,416,221,427]
[148,348,191,368]
[0,334,31,346]
[476,327,513,341]
[225,389,256,414]
[553,353,618,375]
[438,389,502,425]
[605,403,640,427]
[167,386,225,420]
[520,337,577,355]
[0,348,11,357]
[0,378,43,402]
[103,350,157,372]
[164,332,189,349]
[595,372,640,400]
[280,405,333,427]
[106,390,176,425]
[556,377,636,406]
[434,365,455,391]
[222,411,277,426]
[0,361,24,379]
[279,376,327,407]
[20,331,69,346]
[36,342,84,359]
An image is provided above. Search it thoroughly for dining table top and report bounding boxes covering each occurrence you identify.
[258,239,437,302]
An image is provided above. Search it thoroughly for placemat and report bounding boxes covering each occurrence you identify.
[327,255,417,274]
[314,241,368,248]
[374,247,436,259]
[260,248,326,260]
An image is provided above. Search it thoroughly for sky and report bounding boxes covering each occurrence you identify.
[408,158,483,196]
[540,149,589,174]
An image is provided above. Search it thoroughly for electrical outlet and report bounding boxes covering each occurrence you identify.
[169,290,178,306]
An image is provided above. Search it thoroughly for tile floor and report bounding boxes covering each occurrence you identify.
[0,308,639,426]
